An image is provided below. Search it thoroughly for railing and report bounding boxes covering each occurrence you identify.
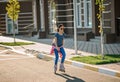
[23,23,37,36]
[23,23,34,29]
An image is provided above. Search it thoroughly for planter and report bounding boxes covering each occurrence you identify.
[39,31,46,38]
[104,33,116,43]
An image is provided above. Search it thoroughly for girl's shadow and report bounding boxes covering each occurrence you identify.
[55,73,85,82]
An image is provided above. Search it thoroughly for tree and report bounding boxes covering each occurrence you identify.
[6,0,20,43]
[96,0,105,59]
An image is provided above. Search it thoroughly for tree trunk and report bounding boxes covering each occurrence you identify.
[13,21,16,43]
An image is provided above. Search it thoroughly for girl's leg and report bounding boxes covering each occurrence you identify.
[60,47,66,64]
[59,47,66,72]
[54,48,59,65]
[54,48,59,73]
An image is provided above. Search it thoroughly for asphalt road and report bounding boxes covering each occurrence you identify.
[0,54,120,82]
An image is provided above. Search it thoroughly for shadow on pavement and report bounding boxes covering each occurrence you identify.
[55,73,85,82]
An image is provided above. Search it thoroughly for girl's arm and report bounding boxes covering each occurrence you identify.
[54,37,57,47]
[54,37,60,51]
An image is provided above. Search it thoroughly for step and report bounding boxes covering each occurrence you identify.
[90,38,100,43]
[47,34,54,38]
[95,36,101,40]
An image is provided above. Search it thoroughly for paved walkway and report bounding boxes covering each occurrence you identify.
[0,36,96,59]
[14,35,120,55]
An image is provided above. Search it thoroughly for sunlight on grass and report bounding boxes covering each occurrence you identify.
[0,42,34,46]
[70,55,120,65]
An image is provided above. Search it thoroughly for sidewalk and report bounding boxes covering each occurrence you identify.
[0,36,96,59]
[0,35,120,78]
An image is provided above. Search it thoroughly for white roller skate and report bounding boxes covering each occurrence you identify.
[59,64,65,72]
[54,65,57,74]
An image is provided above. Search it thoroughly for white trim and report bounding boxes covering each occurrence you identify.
[56,9,73,12]
[56,3,73,6]
[56,15,73,17]
[103,19,111,21]
[57,21,73,23]
[103,26,111,28]
[103,2,111,6]
[103,11,111,14]
[65,27,73,28]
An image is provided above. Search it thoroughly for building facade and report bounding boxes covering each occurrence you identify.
[0,0,36,35]
[54,0,120,43]
[0,0,120,43]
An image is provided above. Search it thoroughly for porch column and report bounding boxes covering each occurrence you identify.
[92,0,99,36]
[38,0,49,38]
[40,0,45,31]
[32,0,37,29]
[44,0,49,34]
[111,0,115,33]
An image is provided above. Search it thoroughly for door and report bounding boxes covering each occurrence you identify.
[6,14,18,34]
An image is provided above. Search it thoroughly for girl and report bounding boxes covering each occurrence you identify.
[54,24,66,73]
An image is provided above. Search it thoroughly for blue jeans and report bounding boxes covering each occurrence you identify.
[54,47,66,65]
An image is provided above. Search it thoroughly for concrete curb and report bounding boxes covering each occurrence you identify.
[37,53,120,78]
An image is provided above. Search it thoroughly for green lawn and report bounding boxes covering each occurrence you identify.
[70,55,120,65]
[0,42,34,46]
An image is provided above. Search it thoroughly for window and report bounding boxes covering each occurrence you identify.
[85,0,92,28]
[76,0,82,27]
[76,0,92,28]
[48,0,56,33]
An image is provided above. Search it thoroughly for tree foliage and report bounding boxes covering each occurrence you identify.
[96,0,105,33]
[6,0,20,21]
